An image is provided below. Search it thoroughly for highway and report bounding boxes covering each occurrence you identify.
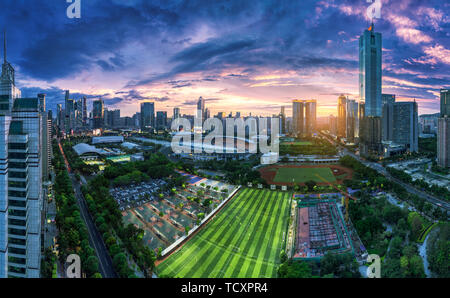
[320,132,450,212]
[58,140,118,278]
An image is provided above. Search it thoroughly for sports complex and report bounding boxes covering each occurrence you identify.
[156,188,291,278]
[259,164,353,186]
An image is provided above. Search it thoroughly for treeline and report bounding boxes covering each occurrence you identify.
[50,141,101,278]
[180,158,265,185]
[340,156,447,221]
[427,223,450,277]
[61,140,99,175]
[387,166,450,202]
[349,191,426,277]
[280,138,337,156]
[82,175,155,278]
[278,252,360,278]
[104,152,186,188]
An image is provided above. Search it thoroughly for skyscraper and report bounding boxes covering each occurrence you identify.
[56,103,64,130]
[280,106,286,135]
[39,94,52,180]
[173,107,180,119]
[140,102,155,129]
[292,99,316,136]
[92,99,104,129]
[82,96,87,126]
[391,102,418,152]
[381,94,395,141]
[156,111,168,129]
[346,99,358,143]
[197,96,206,120]
[437,88,450,168]
[0,35,43,277]
[359,23,382,157]
[337,95,347,138]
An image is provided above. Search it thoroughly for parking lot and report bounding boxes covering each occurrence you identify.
[110,179,168,210]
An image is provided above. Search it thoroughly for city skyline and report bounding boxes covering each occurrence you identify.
[0,0,448,118]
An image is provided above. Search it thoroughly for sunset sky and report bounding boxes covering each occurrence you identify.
[1,0,449,118]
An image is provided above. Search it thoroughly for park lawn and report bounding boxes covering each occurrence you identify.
[273,167,336,184]
[156,188,291,278]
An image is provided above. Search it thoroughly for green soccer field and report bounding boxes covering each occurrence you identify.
[273,167,336,183]
[156,188,291,278]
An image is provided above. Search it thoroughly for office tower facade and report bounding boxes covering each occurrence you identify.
[92,99,104,129]
[382,94,396,141]
[173,107,180,119]
[292,100,316,136]
[392,102,418,152]
[280,106,286,135]
[346,99,358,143]
[337,95,347,138]
[328,115,337,136]
[82,96,87,126]
[75,98,83,130]
[0,36,43,277]
[156,111,167,129]
[197,96,206,120]
[359,24,382,156]
[38,94,52,180]
[441,88,450,117]
[56,104,63,130]
[437,88,450,168]
[382,94,395,106]
[140,102,154,129]
[133,112,140,128]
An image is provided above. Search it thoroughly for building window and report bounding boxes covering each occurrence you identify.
[8,218,26,227]
[8,256,26,265]
[9,152,27,159]
[9,171,26,179]
[8,209,26,217]
[8,246,26,255]
[8,190,27,198]
[8,143,27,150]
[8,238,26,246]
[8,266,26,274]
[8,200,26,207]
[9,162,27,169]
[8,181,27,188]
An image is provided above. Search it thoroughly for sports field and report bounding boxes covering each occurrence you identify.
[156,188,291,278]
[274,167,336,183]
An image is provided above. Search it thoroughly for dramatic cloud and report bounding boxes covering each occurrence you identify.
[0,0,448,117]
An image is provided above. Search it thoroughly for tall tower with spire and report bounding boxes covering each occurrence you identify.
[1,30,21,111]
[1,31,15,85]
[358,21,383,157]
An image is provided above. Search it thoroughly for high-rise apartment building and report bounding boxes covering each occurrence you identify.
[346,99,358,143]
[292,99,316,136]
[337,95,347,138]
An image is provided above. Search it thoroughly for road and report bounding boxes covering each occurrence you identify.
[58,140,118,278]
[319,132,450,212]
